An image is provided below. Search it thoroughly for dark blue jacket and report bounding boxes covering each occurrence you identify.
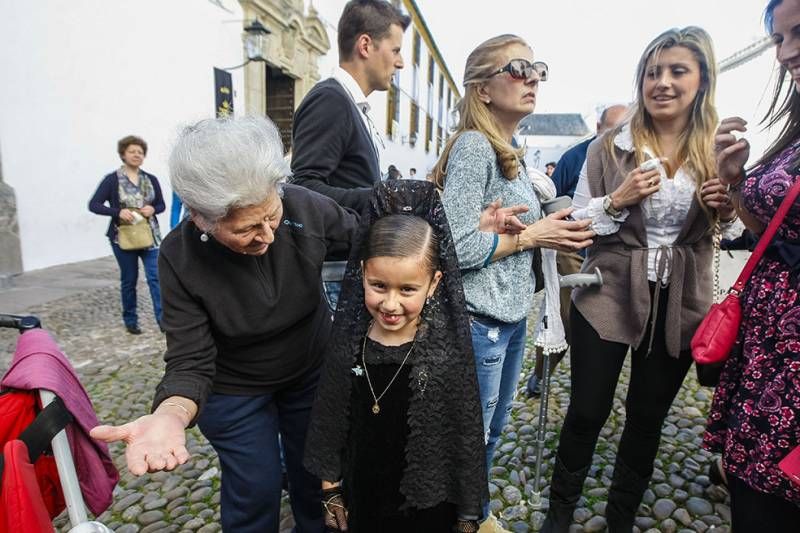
[550,136,595,198]
[88,170,165,240]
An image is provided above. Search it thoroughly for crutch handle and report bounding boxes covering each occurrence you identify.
[559,267,603,289]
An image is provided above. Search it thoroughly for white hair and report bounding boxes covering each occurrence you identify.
[168,115,290,225]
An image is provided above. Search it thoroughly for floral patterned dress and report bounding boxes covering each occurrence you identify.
[704,138,800,506]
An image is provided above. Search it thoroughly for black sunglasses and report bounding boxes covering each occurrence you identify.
[491,59,549,82]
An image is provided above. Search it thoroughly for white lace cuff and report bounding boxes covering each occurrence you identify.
[572,196,629,235]
[720,217,745,240]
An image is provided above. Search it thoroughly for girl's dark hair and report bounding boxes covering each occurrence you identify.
[363,215,439,273]
[759,0,800,168]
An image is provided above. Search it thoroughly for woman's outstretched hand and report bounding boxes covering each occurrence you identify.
[90,412,190,475]
[524,207,594,252]
[479,199,529,235]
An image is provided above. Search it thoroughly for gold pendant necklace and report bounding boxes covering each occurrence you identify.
[361,321,415,415]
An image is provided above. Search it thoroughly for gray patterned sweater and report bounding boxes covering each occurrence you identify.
[441,131,541,323]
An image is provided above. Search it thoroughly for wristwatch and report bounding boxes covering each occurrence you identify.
[602,194,622,217]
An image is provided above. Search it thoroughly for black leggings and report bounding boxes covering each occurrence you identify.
[728,474,800,531]
[556,300,693,478]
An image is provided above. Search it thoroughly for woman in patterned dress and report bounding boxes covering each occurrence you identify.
[703,0,800,528]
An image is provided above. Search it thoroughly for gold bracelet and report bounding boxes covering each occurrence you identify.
[160,401,191,419]
[515,234,524,253]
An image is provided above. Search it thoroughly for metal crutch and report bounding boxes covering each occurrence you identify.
[530,268,603,510]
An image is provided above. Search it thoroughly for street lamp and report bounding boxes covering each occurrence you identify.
[243,19,270,62]
[223,19,271,70]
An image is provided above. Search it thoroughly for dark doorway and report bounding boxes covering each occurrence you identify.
[266,66,295,153]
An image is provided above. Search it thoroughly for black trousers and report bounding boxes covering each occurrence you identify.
[556,292,693,478]
[728,474,800,531]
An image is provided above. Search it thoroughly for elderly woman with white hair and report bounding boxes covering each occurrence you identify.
[91,116,358,532]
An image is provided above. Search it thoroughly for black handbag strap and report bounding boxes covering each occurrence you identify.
[0,395,72,479]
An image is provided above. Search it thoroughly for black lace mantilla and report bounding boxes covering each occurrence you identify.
[304,180,488,517]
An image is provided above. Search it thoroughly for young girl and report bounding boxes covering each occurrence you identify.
[304,181,487,532]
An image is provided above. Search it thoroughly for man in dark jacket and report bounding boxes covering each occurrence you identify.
[291,0,410,310]
[290,0,409,215]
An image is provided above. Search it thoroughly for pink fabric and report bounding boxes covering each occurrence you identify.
[1,329,118,516]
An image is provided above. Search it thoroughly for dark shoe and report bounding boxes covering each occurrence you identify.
[606,458,651,533]
[526,374,541,398]
[541,456,590,533]
[708,456,728,488]
[126,325,142,335]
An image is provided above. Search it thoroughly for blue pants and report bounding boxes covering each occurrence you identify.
[197,368,324,533]
[470,315,527,469]
[110,242,162,327]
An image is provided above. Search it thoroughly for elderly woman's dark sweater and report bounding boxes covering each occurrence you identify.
[153,185,358,417]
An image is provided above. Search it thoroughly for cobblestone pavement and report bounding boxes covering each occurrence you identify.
[0,258,733,532]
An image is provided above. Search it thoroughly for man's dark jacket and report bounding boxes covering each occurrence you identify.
[290,78,380,214]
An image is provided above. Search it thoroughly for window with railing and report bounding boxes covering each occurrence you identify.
[427,56,434,116]
[437,74,444,125]
[386,72,400,137]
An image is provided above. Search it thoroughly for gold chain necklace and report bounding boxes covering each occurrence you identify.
[361,321,416,415]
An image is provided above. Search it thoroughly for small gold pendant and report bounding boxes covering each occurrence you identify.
[372,403,380,414]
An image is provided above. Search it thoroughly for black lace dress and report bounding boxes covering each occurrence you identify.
[343,338,457,531]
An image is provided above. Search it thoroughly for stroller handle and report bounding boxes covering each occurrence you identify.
[0,314,41,331]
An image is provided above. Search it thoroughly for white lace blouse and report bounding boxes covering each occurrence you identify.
[572,125,743,283]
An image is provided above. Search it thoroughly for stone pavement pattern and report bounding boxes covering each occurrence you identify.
[0,257,733,532]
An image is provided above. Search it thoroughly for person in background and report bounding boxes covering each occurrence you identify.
[542,26,740,532]
[387,164,402,180]
[703,0,800,529]
[88,135,165,335]
[526,103,627,397]
[170,191,186,229]
[409,167,417,178]
[550,105,629,199]
[544,161,556,177]
[435,34,594,532]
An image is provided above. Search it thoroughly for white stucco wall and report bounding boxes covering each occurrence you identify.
[0,0,245,271]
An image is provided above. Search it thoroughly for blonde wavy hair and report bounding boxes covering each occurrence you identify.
[604,26,718,207]
[432,34,529,190]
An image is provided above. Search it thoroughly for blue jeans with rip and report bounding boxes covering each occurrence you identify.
[470,314,528,470]
[110,242,162,327]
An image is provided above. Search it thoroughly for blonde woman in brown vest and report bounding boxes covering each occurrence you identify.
[541,27,740,532]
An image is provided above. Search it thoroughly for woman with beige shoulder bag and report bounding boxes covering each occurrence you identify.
[89,134,165,335]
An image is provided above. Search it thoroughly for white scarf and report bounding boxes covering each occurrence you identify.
[527,167,569,355]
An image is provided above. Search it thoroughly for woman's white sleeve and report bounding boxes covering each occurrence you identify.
[571,160,628,235]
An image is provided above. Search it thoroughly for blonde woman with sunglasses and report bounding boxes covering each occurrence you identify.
[434,34,594,531]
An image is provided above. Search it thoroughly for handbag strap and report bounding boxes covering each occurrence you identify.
[731,176,800,294]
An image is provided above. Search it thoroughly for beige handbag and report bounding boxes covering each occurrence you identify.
[117,217,154,250]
